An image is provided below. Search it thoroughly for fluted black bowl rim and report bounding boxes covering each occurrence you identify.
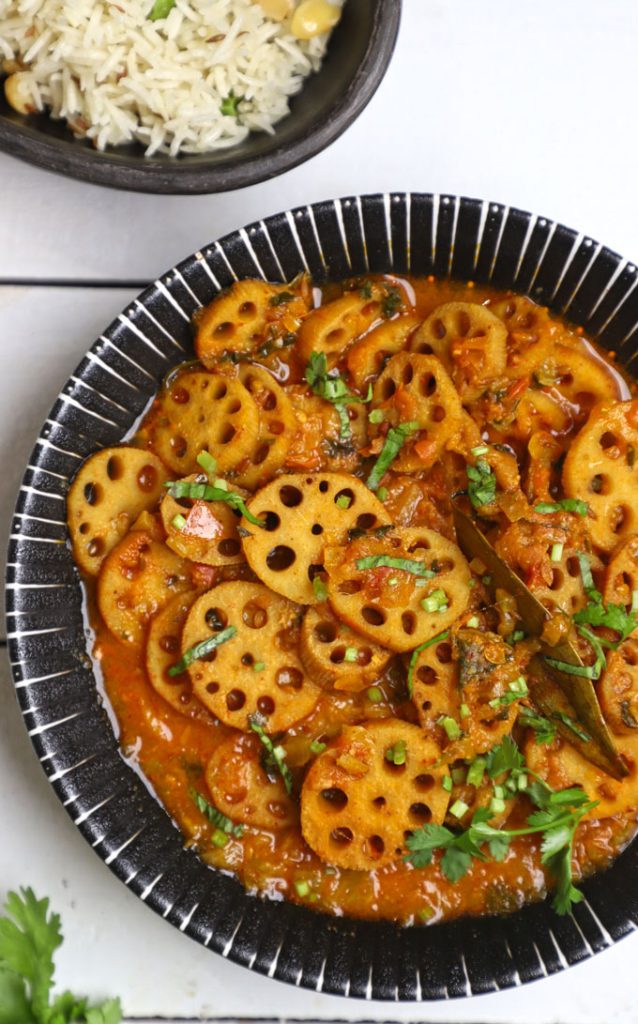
[7,192,638,1000]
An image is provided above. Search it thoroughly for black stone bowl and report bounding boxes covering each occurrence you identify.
[0,1,400,194]
[7,193,638,999]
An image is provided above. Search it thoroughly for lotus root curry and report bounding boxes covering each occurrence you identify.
[68,274,638,924]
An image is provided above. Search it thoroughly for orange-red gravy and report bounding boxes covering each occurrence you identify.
[91,275,635,925]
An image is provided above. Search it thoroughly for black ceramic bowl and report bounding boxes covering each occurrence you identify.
[7,193,638,999]
[0,1,400,194]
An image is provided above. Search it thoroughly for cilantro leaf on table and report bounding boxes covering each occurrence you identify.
[0,889,122,1023]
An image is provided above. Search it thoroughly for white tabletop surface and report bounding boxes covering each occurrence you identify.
[3,0,638,1020]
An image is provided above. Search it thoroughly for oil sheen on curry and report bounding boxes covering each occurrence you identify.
[67,274,638,925]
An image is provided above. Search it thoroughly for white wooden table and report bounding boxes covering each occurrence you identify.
[3,1,638,1020]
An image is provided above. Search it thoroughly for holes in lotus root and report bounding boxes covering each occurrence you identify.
[242,600,268,629]
[330,827,354,846]
[321,787,348,810]
[315,620,338,643]
[263,511,281,532]
[334,488,356,508]
[146,591,210,720]
[366,835,385,859]
[590,473,611,494]
[276,666,303,690]
[362,606,386,626]
[137,465,158,490]
[401,611,417,635]
[409,803,432,824]
[311,523,324,536]
[267,545,296,571]
[280,485,303,507]
[226,689,246,711]
[414,773,435,792]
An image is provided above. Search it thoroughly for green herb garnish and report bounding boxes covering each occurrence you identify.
[552,711,591,743]
[534,498,589,516]
[148,0,175,19]
[168,625,237,677]
[220,91,242,117]
[355,554,437,578]
[407,629,450,697]
[467,456,497,509]
[312,576,328,602]
[381,286,402,319]
[249,714,293,795]
[191,789,244,838]
[438,715,462,741]
[406,737,598,914]
[310,739,327,755]
[0,888,122,1023]
[488,675,529,708]
[519,708,558,745]
[165,478,265,529]
[305,352,371,441]
[366,421,419,491]
[385,739,407,765]
[270,291,295,306]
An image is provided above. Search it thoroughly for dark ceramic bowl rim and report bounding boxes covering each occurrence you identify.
[7,192,638,1001]
[0,3,400,194]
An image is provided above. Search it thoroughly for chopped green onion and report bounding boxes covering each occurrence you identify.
[168,625,237,677]
[253,661,266,672]
[551,542,564,562]
[312,576,328,602]
[544,655,601,680]
[482,574,492,586]
[295,880,310,898]
[488,675,528,708]
[356,554,437,578]
[369,409,385,424]
[493,784,505,799]
[460,703,470,719]
[388,577,399,587]
[632,589,638,615]
[466,616,480,628]
[442,775,453,793]
[466,757,486,788]
[213,477,229,491]
[385,739,407,766]
[450,799,469,819]
[438,715,461,741]
[197,450,218,477]
[336,494,352,509]
[191,789,244,838]
[467,457,497,509]
[171,513,187,531]
[366,686,383,703]
[310,739,327,755]
[471,445,489,456]
[407,630,450,697]
[506,629,526,645]
[366,421,420,491]
[489,797,506,814]
[249,714,293,795]
[376,486,389,502]
[421,588,447,613]
[211,828,230,848]
[343,647,358,663]
[517,773,528,790]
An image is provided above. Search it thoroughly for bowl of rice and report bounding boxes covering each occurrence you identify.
[0,0,400,194]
